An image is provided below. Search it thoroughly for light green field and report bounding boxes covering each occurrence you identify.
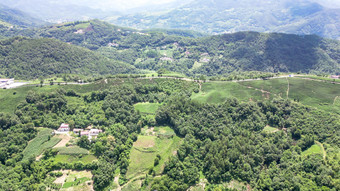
[126,127,182,179]
[159,49,173,57]
[296,75,340,83]
[122,180,142,191]
[22,128,61,160]
[0,85,63,113]
[53,154,97,164]
[191,81,263,104]
[29,77,66,85]
[262,125,279,133]
[302,144,323,157]
[162,72,187,78]
[56,146,89,155]
[240,78,340,114]
[134,102,161,114]
[58,170,93,190]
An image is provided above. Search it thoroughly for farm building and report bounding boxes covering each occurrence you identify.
[80,131,89,137]
[79,128,103,140]
[57,123,70,132]
[73,128,83,134]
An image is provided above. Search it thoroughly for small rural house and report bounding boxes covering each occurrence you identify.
[57,123,70,132]
[73,128,83,134]
[80,131,90,137]
[90,129,103,136]
[79,128,103,140]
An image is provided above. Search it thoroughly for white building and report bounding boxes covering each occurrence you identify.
[56,123,70,133]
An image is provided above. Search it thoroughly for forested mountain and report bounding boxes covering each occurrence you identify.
[0,37,136,79]
[0,3,46,27]
[111,0,340,40]
[0,20,339,78]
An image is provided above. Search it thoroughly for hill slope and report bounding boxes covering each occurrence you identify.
[0,3,46,27]
[0,37,136,79]
[110,0,340,40]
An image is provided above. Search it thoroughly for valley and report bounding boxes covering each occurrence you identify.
[0,1,339,190]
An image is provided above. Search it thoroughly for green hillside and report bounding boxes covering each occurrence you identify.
[0,37,137,79]
[0,20,339,76]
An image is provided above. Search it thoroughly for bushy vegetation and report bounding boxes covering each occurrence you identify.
[152,95,339,190]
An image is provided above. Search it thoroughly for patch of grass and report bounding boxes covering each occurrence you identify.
[153,136,182,174]
[29,77,66,85]
[162,72,187,78]
[58,170,92,190]
[241,78,340,114]
[191,81,263,104]
[53,154,97,164]
[263,125,279,133]
[0,85,62,113]
[62,177,90,188]
[191,61,203,70]
[302,144,323,157]
[296,75,340,83]
[56,146,89,155]
[134,102,161,114]
[127,127,182,179]
[122,180,142,191]
[22,128,61,160]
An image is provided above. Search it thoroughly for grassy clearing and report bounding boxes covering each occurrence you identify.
[56,146,89,155]
[29,77,66,85]
[263,125,279,133]
[302,144,323,157]
[53,170,93,190]
[22,128,61,160]
[191,81,263,104]
[134,102,161,114]
[241,78,340,114]
[0,85,64,113]
[162,72,187,78]
[53,154,97,164]
[122,180,142,191]
[126,127,182,179]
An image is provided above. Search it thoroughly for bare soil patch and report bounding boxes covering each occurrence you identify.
[54,134,72,148]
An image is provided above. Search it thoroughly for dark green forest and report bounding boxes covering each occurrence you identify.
[0,37,136,79]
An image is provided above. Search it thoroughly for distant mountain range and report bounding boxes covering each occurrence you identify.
[0,0,115,23]
[0,3,46,27]
[109,0,340,40]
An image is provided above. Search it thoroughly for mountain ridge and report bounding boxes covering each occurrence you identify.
[109,0,340,40]
[0,3,47,27]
